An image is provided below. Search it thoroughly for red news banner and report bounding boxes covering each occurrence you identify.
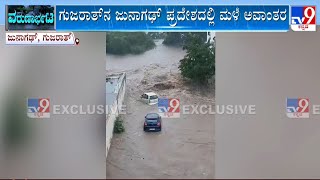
[6,32,80,46]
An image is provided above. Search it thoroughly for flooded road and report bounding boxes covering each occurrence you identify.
[106,40,214,178]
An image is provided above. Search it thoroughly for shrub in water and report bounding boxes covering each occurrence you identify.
[114,116,125,134]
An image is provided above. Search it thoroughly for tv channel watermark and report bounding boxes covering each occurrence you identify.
[158,98,181,118]
[286,98,320,118]
[27,97,128,118]
[27,97,256,118]
[158,98,256,118]
[27,98,50,118]
[291,6,316,31]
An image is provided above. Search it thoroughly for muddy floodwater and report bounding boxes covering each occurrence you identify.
[106,40,215,178]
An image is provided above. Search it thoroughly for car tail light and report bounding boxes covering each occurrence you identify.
[144,122,147,126]
[157,122,161,126]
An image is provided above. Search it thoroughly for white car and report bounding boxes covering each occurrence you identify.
[141,92,159,105]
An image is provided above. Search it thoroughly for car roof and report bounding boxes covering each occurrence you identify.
[145,113,160,119]
[145,92,157,96]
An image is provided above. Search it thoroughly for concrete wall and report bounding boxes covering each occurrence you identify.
[106,73,126,158]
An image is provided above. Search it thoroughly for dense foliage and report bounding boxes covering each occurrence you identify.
[163,32,207,46]
[179,34,215,84]
[147,32,166,39]
[106,32,156,55]
[113,116,125,133]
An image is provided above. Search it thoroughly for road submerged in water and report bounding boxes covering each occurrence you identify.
[106,40,214,179]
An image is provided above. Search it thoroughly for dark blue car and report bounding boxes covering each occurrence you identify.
[143,113,162,131]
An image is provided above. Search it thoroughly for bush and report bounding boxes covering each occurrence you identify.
[113,116,125,134]
[106,32,156,55]
[179,34,215,84]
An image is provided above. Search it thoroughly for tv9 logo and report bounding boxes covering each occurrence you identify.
[158,98,180,118]
[291,6,316,31]
[286,98,309,118]
[27,98,50,118]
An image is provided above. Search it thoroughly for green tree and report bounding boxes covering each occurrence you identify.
[179,34,215,84]
[106,32,155,55]
[163,32,207,47]
[148,32,165,39]
[162,32,185,46]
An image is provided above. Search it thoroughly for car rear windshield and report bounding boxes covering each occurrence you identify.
[150,95,158,99]
[146,119,158,123]
[146,113,159,119]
